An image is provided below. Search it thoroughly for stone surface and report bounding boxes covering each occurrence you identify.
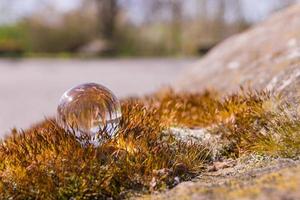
[141,157,300,200]
[168,127,224,160]
[178,4,300,104]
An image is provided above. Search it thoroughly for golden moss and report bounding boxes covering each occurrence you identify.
[0,89,300,199]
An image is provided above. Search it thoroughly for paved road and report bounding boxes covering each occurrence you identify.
[0,58,196,136]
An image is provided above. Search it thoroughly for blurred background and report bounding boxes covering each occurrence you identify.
[0,0,298,134]
[0,0,297,57]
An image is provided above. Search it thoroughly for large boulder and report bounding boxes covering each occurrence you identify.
[157,5,300,199]
[178,4,300,103]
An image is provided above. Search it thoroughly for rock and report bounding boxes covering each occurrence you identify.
[145,4,300,200]
[141,157,300,200]
[207,159,236,172]
[168,127,216,143]
[78,39,114,56]
[167,127,223,160]
[177,4,300,104]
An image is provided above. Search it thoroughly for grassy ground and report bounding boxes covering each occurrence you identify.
[1,89,300,199]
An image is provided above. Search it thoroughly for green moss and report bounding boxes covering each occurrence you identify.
[0,89,300,198]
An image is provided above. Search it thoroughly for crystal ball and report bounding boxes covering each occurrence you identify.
[56,83,122,146]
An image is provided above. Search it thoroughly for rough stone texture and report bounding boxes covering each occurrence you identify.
[178,4,300,104]
[168,127,224,160]
[168,127,216,143]
[141,157,300,200]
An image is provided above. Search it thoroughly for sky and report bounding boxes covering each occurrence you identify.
[0,0,298,25]
[0,0,81,24]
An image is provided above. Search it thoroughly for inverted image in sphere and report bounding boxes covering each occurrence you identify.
[57,83,122,146]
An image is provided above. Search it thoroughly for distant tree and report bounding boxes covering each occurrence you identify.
[144,0,183,53]
[94,0,119,40]
[170,0,183,52]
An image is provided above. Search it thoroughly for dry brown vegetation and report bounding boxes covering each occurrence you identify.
[1,89,300,199]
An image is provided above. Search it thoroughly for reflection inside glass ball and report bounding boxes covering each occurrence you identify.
[56,83,122,146]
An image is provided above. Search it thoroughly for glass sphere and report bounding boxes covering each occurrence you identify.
[56,83,122,146]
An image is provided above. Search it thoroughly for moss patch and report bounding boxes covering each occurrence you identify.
[1,89,300,199]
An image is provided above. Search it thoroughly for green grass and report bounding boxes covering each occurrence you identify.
[0,24,27,56]
[1,89,300,199]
